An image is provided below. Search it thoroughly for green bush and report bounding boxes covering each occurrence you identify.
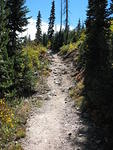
[60,31,86,56]
[23,44,46,71]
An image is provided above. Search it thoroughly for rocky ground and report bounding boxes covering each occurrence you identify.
[21,53,105,150]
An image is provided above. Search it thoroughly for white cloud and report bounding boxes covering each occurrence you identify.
[20,18,74,40]
[20,18,49,40]
[20,18,36,40]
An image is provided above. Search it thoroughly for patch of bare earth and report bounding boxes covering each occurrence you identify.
[21,54,104,150]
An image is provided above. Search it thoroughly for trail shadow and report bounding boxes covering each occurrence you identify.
[71,111,108,150]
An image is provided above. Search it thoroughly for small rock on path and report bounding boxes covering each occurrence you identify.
[21,54,104,150]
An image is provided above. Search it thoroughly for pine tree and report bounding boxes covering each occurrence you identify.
[42,33,48,47]
[82,22,85,30]
[6,0,35,96]
[14,53,35,96]
[84,0,112,112]
[0,0,13,98]
[6,0,29,57]
[36,11,42,44]
[110,0,113,14]
[85,0,110,72]
[76,19,81,39]
[48,0,55,43]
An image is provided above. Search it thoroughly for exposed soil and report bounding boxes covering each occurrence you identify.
[21,53,105,150]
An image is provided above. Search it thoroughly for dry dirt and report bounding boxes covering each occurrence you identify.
[21,54,104,150]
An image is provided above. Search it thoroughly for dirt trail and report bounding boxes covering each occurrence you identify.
[21,54,103,150]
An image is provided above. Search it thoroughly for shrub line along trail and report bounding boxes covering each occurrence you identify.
[21,53,102,150]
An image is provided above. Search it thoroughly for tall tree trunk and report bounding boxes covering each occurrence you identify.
[65,0,68,31]
[60,0,63,31]
[64,0,69,44]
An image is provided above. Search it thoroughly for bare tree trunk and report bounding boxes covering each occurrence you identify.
[65,0,68,31]
[64,0,69,44]
[60,0,63,31]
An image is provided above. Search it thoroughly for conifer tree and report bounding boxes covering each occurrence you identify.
[42,33,48,47]
[85,0,110,72]
[82,22,85,30]
[84,0,112,110]
[76,19,81,39]
[48,0,55,43]
[0,0,13,98]
[6,0,29,57]
[110,0,113,14]
[6,0,35,96]
[36,11,42,44]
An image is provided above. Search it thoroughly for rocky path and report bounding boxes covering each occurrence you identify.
[21,54,104,150]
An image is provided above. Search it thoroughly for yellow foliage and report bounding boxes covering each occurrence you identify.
[110,20,113,32]
[16,128,26,140]
[60,31,86,55]
[0,99,14,128]
[8,143,23,150]
[22,44,46,70]
[47,41,51,49]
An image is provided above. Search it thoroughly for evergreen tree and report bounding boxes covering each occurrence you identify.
[6,0,35,96]
[110,0,113,14]
[42,33,48,47]
[52,32,61,52]
[14,53,35,96]
[84,0,112,113]
[82,22,85,30]
[68,29,76,43]
[85,0,110,72]
[6,0,29,57]
[0,0,13,98]
[48,0,55,43]
[76,19,81,38]
[36,11,42,44]
[76,19,81,32]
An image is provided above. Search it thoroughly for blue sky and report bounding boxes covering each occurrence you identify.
[26,0,88,28]
[24,0,112,40]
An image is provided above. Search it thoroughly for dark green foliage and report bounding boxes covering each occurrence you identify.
[0,0,13,98]
[48,0,55,43]
[77,40,87,69]
[6,0,29,57]
[52,31,63,52]
[110,0,113,15]
[23,35,31,46]
[64,27,69,45]
[76,19,82,40]
[68,29,76,43]
[111,33,113,61]
[5,0,35,97]
[82,23,85,30]
[36,11,42,44]
[59,30,64,48]
[14,52,35,96]
[42,33,48,47]
[83,0,113,124]
[85,0,110,73]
